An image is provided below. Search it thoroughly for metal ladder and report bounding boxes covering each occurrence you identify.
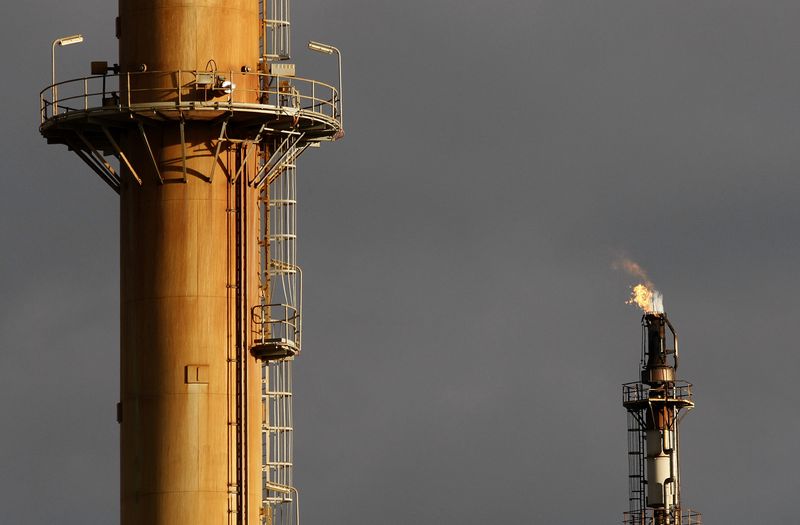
[257,132,304,525]
[626,410,647,525]
[257,4,302,522]
[260,0,292,62]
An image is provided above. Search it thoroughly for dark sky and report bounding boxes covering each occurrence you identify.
[3,1,800,523]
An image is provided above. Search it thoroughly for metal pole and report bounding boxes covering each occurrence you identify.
[335,47,343,129]
[51,39,57,115]
[50,34,84,116]
[308,41,344,133]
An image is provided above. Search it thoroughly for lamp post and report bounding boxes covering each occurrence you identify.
[51,34,84,114]
[308,40,343,135]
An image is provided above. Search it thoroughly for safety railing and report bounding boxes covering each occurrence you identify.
[41,74,122,122]
[252,303,301,350]
[261,0,292,61]
[261,357,298,525]
[623,509,702,524]
[40,70,340,128]
[622,381,693,404]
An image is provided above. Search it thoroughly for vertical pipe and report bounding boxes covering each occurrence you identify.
[641,314,678,523]
[51,40,57,114]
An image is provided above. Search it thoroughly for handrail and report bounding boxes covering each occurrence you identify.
[251,303,301,350]
[622,381,694,404]
[623,509,702,525]
[39,70,341,132]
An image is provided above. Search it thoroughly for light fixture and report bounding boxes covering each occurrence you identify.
[307,41,335,55]
[57,34,84,47]
[307,40,344,133]
[51,33,85,114]
[214,75,236,95]
[264,482,292,494]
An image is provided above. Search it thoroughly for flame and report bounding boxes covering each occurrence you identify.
[614,257,665,313]
[626,283,663,313]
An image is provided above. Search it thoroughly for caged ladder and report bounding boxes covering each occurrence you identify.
[254,131,306,525]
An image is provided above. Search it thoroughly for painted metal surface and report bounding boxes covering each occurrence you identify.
[40,2,343,524]
[117,2,262,523]
[622,314,701,525]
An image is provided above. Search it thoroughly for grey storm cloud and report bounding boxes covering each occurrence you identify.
[3,1,800,523]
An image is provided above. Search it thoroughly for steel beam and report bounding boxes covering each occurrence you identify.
[75,131,121,187]
[137,121,163,184]
[102,126,142,186]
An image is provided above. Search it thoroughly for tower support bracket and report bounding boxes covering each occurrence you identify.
[232,124,267,184]
[254,131,306,188]
[75,131,121,190]
[208,116,231,183]
[101,126,142,186]
[179,117,187,183]
[68,139,121,194]
[136,121,163,185]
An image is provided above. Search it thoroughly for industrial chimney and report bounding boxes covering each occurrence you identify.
[622,313,701,525]
[39,1,343,524]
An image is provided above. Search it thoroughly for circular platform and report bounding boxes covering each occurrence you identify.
[40,70,343,148]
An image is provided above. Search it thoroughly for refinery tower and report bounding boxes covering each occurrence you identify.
[39,2,342,524]
[622,313,701,525]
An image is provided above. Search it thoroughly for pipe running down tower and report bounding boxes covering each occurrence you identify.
[622,313,701,525]
[39,2,342,524]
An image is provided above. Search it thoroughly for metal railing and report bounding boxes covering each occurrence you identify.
[623,381,694,404]
[262,358,297,525]
[252,303,301,349]
[623,509,702,525]
[40,70,340,128]
[261,0,292,61]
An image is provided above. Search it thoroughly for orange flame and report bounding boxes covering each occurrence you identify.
[626,283,662,313]
[614,258,664,313]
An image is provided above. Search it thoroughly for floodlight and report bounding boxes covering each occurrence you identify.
[57,34,84,46]
[51,33,85,114]
[307,41,335,55]
[307,40,344,132]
